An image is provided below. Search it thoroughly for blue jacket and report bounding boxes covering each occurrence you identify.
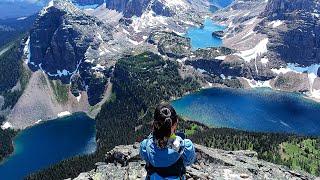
[140,135,196,180]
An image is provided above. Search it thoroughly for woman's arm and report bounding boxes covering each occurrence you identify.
[182,139,196,166]
[140,139,149,162]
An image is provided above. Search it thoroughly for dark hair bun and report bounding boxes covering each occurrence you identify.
[153,103,178,148]
[160,107,172,118]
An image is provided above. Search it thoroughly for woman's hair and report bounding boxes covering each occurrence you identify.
[153,103,178,148]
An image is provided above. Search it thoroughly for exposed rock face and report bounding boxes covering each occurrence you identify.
[72,143,314,180]
[105,0,177,18]
[29,0,112,82]
[105,0,151,18]
[28,0,113,105]
[271,72,310,92]
[318,67,320,77]
[263,0,315,20]
[148,31,191,58]
[260,0,320,65]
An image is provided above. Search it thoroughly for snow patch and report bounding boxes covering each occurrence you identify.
[128,38,141,45]
[35,119,42,124]
[272,63,320,98]
[17,17,27,20]
[58,111,71,118]
[243,78,272,88]
[1,122,12,130]
[161,0,188,8]
[197,68,207,74]
[308,89,320,100]
[131,10,168,32]
[215,56,226,60]
[261,58,269,64]
[91,64,105,71]
[245,17,257,25]
[40,0,54,16]
[23,37,31,64]
[241,30,254,40]
[268,20,284,28]
[76,94,81,102]
[236,38,269,62]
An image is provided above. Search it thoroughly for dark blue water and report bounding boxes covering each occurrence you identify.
[210,0,234,8]
[0,113,96,180]
[172,88,320,136]
[186,19,226,50]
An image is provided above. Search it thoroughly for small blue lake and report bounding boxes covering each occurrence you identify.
[0,113,96,180]
[210,0,234,9]
[186,19,226,50]
[172,88,320,136]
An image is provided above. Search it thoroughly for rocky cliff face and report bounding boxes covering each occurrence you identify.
[28,0,113,105]
[105,0,152,17]
[71,143,314,180]
[105,0,175,18]
[260,0,320,65]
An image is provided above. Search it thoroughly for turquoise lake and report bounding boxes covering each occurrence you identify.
[210,0,234,8]
[186,19,226,50]
[0,113,96,180]
[172,88,320,136]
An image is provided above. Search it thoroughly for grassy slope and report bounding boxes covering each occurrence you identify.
[280,139,320,176]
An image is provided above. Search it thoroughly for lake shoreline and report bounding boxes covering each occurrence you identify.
[172,87,320,136]
[0,113,97,180]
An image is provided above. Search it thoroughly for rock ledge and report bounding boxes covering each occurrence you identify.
[71,143,314,180]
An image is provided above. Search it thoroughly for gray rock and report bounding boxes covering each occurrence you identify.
[72,143,314,180]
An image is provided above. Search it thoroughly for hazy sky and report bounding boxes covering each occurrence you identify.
[1,0,44,3]
[0,0,46,19]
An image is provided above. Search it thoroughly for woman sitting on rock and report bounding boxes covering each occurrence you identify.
[140,103,196,180]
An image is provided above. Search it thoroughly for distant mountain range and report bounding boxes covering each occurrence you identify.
[0,0,105,19]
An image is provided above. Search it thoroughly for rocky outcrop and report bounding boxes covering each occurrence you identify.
[148,31,191,58]
[271,72,309,92]
[72,143,314,180]
[318,67,320,77]
[212,30,224,38]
